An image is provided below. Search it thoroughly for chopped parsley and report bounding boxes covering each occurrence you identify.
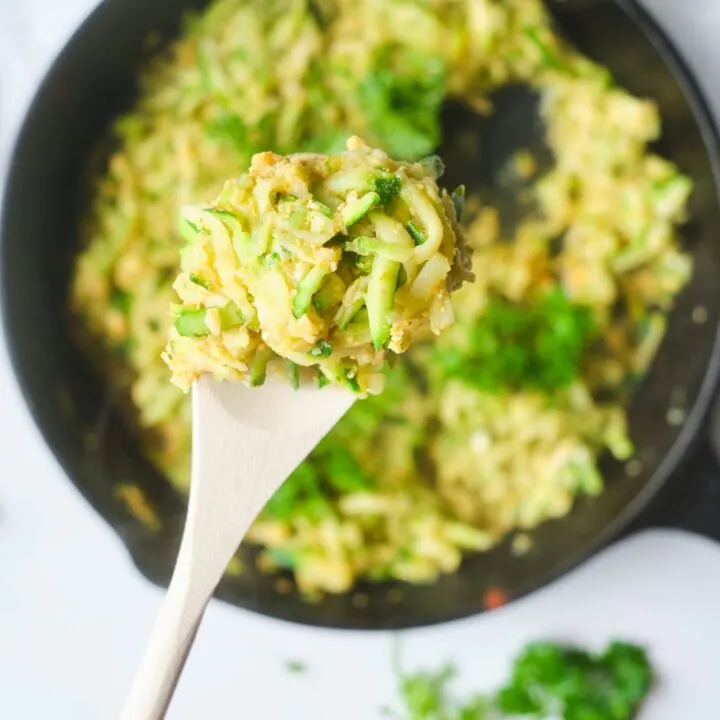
[205,111,248,152]
[437,289,596,393]
[310,340,333,358]
[497,641,653,719]
[373,173,402,205]
[359,49,447,161]
[392,640,653,719]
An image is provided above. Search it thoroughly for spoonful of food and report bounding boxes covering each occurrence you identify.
[120,137,472,720]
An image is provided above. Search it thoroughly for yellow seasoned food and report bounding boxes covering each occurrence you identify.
[163,138,469,395]
[72,0,693,597]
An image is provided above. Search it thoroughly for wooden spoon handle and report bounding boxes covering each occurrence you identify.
[119,377,353,718]
[120,562,208,720]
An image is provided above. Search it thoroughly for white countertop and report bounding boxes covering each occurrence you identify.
[2,1,720,718]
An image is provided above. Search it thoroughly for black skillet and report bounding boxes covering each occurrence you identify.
[3,0,720,629]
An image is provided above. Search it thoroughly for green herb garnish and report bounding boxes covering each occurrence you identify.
[392,640,653,719]
[373,173,402,205]
[359,49,447,161]
[310,340,333,358]
[497,641,653,719]
[205,111,248,152]
[437,289,596,393]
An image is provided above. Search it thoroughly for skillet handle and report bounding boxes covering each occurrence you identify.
[629,397,720,542]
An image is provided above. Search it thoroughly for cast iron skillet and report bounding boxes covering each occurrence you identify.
[3,0,720,629]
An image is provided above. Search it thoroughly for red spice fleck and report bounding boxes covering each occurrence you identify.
[484,586,507,610]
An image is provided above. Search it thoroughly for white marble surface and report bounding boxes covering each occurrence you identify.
[2,1,720,718]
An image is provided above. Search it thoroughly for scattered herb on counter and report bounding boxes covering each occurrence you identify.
[396,663,489,720]
[497,641,653,719]
[391,640,653,719]
[286,659,307,674]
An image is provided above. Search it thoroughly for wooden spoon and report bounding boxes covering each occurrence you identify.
[120,374,354,719]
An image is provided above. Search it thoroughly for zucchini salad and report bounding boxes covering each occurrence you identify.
[72,0,692,596]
